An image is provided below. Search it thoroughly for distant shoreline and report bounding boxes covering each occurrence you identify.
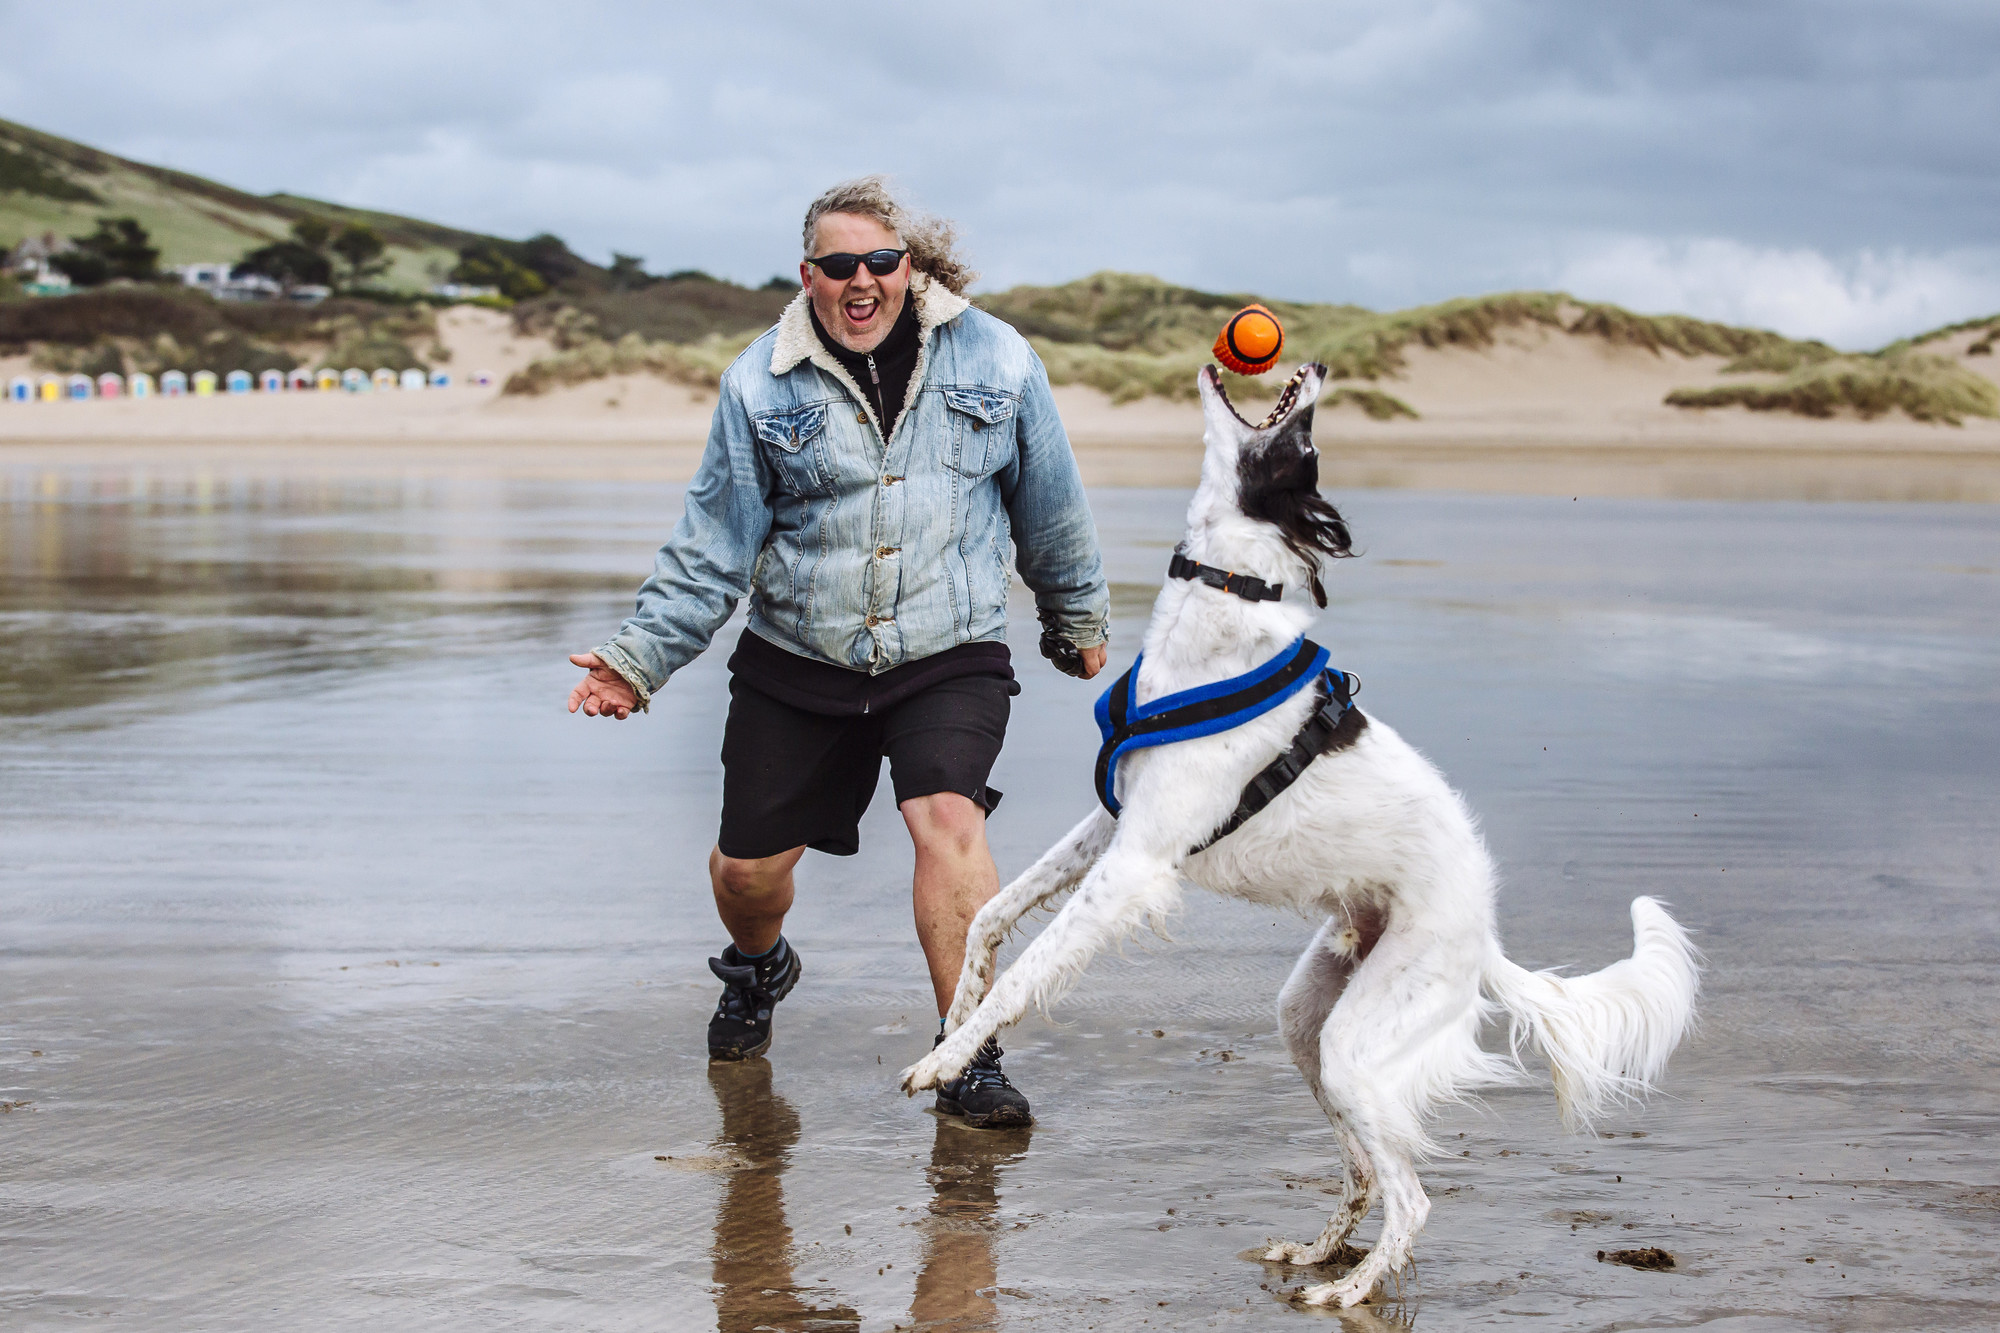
[4,425,1997,503]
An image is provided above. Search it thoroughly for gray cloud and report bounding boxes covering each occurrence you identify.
[2,0,1994,344]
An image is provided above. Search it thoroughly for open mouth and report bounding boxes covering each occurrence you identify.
[1206,362,1319,430]
[842,296,880,326]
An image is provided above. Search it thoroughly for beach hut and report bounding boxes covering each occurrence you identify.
[192,370,218,397]
[473,370,494,387]
[260,369,285,393]
[287,367,312,392]
[10,375,33,402]
[428,370,451,389]
[129,372,154,399]
[39,377,62,401]
[371,367,398,391]
[226,370,252,395]
[66,374,93,400]
[97,372,124,399]
[162,370,188,397]
[400,367,426,390]
[342,368,368,392]
[315,368,339,392]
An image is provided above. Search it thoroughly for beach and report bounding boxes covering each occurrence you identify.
[5,308,2000,503]
[3,460,1996,1329]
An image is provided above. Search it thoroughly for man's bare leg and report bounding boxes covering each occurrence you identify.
[902,791,1029,1125]
[901,793,1001,1015]
[707,844,807,1061]
[710,845,805,955]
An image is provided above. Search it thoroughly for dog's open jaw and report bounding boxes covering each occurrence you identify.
[1194,362,1352,607]
[1206,361,1318,432]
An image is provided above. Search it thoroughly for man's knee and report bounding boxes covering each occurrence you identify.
[901,791,988,859]
[709,846,801,900]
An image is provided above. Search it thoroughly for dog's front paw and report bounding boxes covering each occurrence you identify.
[899,1055,946,1096]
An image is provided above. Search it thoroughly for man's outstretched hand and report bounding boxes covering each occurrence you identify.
[568,652,639,720]
[1080,645,1107,679]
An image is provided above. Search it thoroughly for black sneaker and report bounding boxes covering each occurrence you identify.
[707,938,802,1061]
[933,1033,1033,1128]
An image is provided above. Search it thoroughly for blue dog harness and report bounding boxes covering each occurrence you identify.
[1094,636,1365,849]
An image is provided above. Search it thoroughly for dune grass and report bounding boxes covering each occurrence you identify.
[506,271,1998,428]
[984,276,1810,408]
[1665,352,1998,426]
[1325,387,1420,420]
[501,330,756,396]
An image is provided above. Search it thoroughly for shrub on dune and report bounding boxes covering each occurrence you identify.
[1666,353,1999,425]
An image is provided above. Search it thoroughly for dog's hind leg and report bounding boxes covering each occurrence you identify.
[1264,910,1386,1266]
[1297,910,1508,1308]
[945,808,1115,1031]
[904,845,1180,1093]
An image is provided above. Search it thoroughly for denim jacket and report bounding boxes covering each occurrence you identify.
[593,277,1110,709]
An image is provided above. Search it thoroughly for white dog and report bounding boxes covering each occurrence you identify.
[901,361,1700,1308]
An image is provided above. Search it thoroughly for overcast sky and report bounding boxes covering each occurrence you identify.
[4,0,1995,346]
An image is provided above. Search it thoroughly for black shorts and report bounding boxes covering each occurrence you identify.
[717,674,1011,859]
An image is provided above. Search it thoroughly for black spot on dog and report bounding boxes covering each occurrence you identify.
[1237,401,1354,607]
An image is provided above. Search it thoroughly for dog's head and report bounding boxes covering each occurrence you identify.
[1194,362,1353,607]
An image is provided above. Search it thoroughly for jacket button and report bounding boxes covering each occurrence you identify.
[865,614,879,627]
[856,412,868,424]
[882,474,901,485]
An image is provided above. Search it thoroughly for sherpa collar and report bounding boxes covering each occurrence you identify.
[769,275,971,436]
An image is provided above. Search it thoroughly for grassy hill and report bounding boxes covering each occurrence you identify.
[0,116,489,290]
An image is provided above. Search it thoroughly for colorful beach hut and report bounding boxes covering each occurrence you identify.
[192,370,218,397]
[10,375,33,402]
[342,368,368,392]
[473,370,494,386]
[96,372,123,399]
[371,367,398,391]
[428,370,451,389]
[66,374,93,400]
[260,369,285,393]
[287,367,313,392]
[315,368,339,392]
[39,377,62,401]
[400,368,426,390]
[225,370,252,395]
[129,372,154,398]
[162,370,188,397]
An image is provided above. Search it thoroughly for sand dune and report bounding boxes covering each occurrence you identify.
[4,308,1997,501]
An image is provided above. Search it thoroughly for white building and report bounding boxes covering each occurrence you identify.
[174,264,283,302]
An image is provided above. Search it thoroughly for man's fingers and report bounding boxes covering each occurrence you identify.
[569,652,602,668]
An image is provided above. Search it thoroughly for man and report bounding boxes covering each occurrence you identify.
[567,178,1109,1127]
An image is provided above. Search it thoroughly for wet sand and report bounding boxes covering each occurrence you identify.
[2,466,1997,1329]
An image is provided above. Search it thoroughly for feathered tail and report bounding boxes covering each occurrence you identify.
[1482,897,1700,1131]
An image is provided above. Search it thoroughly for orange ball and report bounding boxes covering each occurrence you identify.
[1213,304,1284,375]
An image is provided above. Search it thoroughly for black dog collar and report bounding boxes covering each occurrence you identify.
[1169,552,1282,602]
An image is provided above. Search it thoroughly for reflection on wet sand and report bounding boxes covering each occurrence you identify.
[705,1062,1030,1333]
[707,1060,861,1331]
[910,1118,1030,1332]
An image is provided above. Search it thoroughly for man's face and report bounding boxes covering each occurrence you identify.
[799,212,910,354]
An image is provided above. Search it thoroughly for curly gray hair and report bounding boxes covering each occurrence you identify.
[802,176,977,296]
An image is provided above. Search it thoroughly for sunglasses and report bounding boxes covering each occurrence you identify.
[806,248,908,280]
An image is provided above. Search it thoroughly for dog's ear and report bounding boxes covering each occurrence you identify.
[1311,574,1327,608]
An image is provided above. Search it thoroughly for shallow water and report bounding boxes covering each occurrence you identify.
[2,468,1997,1330]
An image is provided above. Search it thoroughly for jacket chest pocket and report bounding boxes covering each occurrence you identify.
[751,403,834,496]
[943,389,1017,477]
